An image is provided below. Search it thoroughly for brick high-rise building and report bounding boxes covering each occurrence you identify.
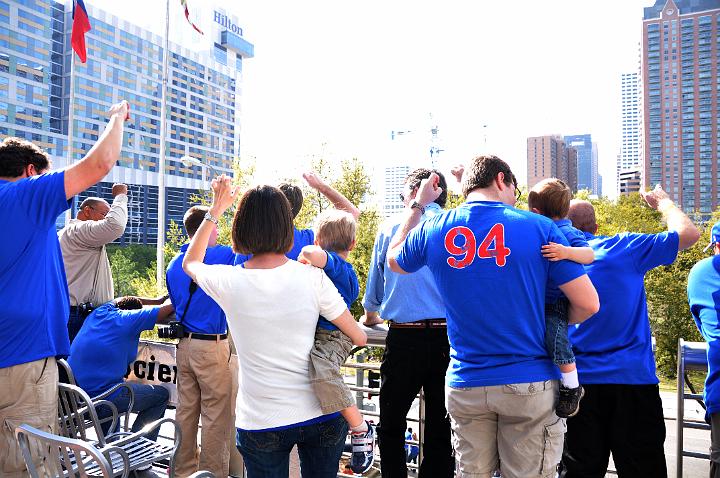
[642,0,719,213]
[527,135,577,191]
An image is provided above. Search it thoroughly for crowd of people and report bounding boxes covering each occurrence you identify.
[1,98,720,478]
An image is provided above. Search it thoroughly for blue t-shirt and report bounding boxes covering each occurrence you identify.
[0,171,71,368]
[545,218,590,304]
[232,226,314,265]
[687,255,720,419]
[166,244,235,334]
[569,231,679,385]
[397,200,585,388]
[69,303,159,396]
[318,251,359,330]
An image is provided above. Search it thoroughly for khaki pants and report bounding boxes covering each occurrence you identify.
[0,357,58,478]
[175,338,233,477]
[446,380,565,478]
[308,328,355,414]
[228,353,244,476]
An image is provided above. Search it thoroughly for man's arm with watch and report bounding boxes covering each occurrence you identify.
[182,175,238,281]
[387,173,443,274]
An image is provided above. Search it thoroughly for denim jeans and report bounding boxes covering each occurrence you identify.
[236,414,348,478]
[545,298,575,365]
[97,383,169,441]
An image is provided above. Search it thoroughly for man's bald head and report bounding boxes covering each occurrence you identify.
[568,199,598,235]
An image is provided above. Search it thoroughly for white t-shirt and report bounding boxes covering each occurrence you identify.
[194,260,347,430]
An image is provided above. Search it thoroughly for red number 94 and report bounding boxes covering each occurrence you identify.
[444,223,511,269]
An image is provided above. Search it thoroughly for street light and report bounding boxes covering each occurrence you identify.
[180,155,221,189]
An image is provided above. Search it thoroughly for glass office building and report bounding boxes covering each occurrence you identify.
[642,0,719,213]
[0,0,254,243]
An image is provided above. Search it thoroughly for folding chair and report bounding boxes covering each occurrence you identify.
[57,382,181,476]
[15,423,130,478]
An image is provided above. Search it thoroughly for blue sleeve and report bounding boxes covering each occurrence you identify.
[547,223,586,286]
[323,251,344,281]
[566,227,590,248]
[123,307,160,335]
[397,220,431,274]
[629,231,679,273]
[17,171,70,228]
[363,230,387,311]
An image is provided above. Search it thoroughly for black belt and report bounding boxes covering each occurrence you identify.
[183,332,228,341]
[390,319,447,329]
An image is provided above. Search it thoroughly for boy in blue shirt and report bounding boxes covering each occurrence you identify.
[528,178,594,418]
[298,209,374,475]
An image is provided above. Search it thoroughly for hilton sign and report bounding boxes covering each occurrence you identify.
[214,11,243,37]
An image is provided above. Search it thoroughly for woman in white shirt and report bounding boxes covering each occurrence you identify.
[182,176,366,478]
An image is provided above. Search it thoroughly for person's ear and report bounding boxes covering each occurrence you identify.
[531,207,541,214]
[348,239,356,252]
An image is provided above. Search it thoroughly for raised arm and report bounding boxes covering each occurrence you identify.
[303,171,360,220]
[542,243,595,264]
[642,185,700,251]
[558,275,600,325]
[64,101,130,200]
[74,185,129,246]
[183,175,238,280]
[387,173,442,274]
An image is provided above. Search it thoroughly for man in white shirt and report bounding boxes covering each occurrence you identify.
[59,183,128,343]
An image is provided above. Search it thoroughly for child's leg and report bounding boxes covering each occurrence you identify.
[309,329,359,415]
[544,298,578,388]
[341,405,367,431]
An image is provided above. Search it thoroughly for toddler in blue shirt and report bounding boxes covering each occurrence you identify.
[529,178,595,418]
[298,209,375,474]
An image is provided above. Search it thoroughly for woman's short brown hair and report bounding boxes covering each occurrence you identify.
[231,185,294,255]
[527,178,572,219]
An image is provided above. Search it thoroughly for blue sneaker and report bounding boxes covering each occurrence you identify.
[350,421,375,474]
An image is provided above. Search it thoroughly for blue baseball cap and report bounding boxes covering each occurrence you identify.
[704,221,720,252]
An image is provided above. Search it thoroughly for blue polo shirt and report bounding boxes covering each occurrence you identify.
[166,244,235,334]
[687,255,720,419]
[69,303,159,396]
[569,231,679,384]
[546,218,590,304]
[0,171,71,368]
[318,251,359,330]
[232,227,314,265]
[397,200,585,387]
[363,203,446,323]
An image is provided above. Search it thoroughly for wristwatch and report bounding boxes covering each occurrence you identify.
[410,200,426,215]
[204,211,219,225]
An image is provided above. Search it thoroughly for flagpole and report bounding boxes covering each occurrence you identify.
[65,47,77,225]
[156,0,170,290]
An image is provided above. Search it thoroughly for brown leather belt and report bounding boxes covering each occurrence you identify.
[390,319,447,329]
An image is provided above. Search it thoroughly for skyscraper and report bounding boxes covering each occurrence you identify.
[382,164,410,217]
[642,0,719,213]
[0,1,254,244]
[527,135,577,191]
[564,134,597,194]
[618,71,643,195]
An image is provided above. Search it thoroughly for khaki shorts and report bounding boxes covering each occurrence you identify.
[309,328,355,414]
[0,357,58,478]
[446,380,565,478]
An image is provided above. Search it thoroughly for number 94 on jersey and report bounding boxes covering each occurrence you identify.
[443,224,511,269]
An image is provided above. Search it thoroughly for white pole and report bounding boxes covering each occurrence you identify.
[65,50,76,224]
[156,0,170,289]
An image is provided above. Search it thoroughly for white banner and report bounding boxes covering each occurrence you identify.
[124,340,179,407]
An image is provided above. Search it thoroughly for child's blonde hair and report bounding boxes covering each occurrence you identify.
[315,210,356,252]
[528,178,572,219]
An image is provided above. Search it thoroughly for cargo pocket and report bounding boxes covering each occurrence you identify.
[2,416,54,474]
[540,418,566,476]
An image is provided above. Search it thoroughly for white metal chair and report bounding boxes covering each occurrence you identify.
[57,382,181,476]
[15,423,131,478]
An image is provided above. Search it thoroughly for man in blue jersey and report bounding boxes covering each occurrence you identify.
[363,168,454,478]
[69,297,174,446]
[562,189,700,478]
[387,155,599,478]
[688,221,720,478]
[166,205,236,477]
[0,101,129,477]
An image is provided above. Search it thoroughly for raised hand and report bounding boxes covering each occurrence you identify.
[416,172,442,206]
[302,171,326,191]
[210,174,239,216]
[108,100,130,121]
[640,184,671,210]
